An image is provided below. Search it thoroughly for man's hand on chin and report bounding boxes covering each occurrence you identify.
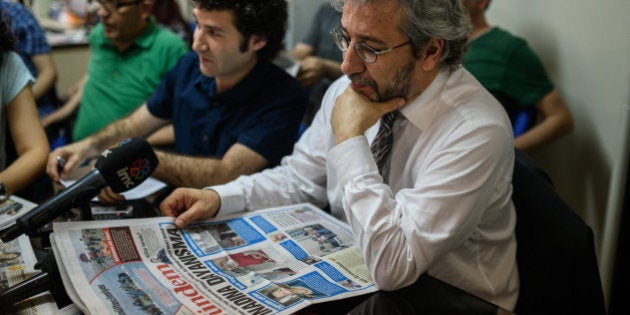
[331,86,405,145]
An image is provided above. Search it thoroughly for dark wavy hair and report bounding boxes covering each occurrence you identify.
[192,0,287,62]
[0,13,17,65]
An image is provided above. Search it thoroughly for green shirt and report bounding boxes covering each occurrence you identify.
[73,17,188,141]
[463,27,553,125]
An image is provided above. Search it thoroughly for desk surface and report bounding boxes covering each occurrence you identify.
[301,274,514,315]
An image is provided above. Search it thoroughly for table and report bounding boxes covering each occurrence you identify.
[300,274,514,315]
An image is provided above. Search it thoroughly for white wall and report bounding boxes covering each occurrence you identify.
[487,0,630,302]
[286,0,327,50]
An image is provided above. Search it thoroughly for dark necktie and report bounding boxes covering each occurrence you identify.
[371,111,399,175]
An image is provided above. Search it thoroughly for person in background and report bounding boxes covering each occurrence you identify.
[152,0,193,46]
[462,0,573,152]
[47,0,307,204]
[0,14,50,200]
[0,0,59,122]
[160,0,519,310]
[290,2,343,126]
[40,0,188,143]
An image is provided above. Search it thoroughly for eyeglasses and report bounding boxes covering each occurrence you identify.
[331,26,411,63]
[96,0,142,13]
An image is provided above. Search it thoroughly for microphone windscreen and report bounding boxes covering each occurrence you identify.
[94,138,158,193]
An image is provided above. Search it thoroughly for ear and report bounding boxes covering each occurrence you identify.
[249,35,268,52]
[420,38,444,71]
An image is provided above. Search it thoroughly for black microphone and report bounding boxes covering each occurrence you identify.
[0,138,158,242]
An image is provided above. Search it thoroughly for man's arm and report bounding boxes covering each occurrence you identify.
[87,104,167,153]
[290,43,314,60]
[514,89,574,151]
[146,124,175,147]
[47,104,168,181]
[30,53,57,101]
[152,143,268,188]
[291,43,343,87]
[296,56,344,87]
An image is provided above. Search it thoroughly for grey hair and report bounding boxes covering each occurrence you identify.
[329,0,471,69]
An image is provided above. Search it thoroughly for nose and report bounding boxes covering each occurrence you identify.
[191,26,207,52]
[340,43,365,77]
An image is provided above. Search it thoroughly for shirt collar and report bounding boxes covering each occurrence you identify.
[399,67,452,130]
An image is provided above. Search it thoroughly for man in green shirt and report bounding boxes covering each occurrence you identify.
[462,0,573,152]
[42,0,188,141]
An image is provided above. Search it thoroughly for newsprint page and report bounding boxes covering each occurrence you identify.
[51,203,377,314]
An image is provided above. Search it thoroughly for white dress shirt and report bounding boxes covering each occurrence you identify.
[211,66,519,310]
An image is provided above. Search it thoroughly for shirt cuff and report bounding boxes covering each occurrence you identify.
[204,184,245,217]
[328,136,378,186]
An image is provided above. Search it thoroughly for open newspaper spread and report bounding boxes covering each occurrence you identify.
[51,203,377,314]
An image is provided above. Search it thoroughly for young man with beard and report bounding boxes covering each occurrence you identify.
[47,0,307,203]
[160,0,519,310]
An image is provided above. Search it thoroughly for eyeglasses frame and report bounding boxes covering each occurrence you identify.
[330,25,411,63]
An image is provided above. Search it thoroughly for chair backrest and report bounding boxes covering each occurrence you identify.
[512,108,537,137]
[512,150,606,314]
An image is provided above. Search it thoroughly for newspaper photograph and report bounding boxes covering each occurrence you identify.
[0,196,36,229]
[51,203,377,314]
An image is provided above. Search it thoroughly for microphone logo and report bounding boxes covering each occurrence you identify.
[100,138,133,159]
[116,158,153,189]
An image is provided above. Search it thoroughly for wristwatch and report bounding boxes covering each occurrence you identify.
[0,183,9,203]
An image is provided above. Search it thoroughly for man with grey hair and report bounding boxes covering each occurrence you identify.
[161,0,519,309]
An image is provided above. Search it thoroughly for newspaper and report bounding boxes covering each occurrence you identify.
[51,203,378,315]
[0,196,80,314]
[0,196,38,229]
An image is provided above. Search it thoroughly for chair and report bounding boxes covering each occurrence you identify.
[512,150,606,314]
[512,108,536,137]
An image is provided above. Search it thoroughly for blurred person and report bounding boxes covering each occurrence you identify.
[161,0,519,310]
[47,0,307,204]
[462,0,573,152]
[0,0,59,119]
[290,3,343,126]
[0,15,50,200]
[152,0,194,46]
[40,0,188,142]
